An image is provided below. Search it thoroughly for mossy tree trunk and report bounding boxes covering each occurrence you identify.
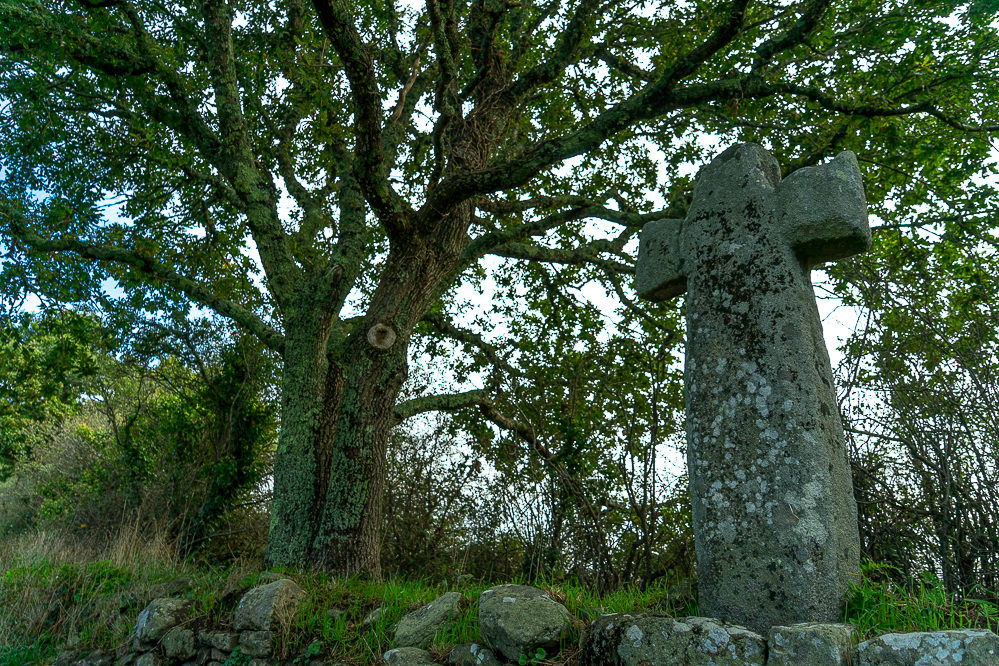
[266,214,470,575]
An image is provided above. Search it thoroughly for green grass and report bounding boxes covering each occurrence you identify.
[2,547,997,665]
[843,562,999,639]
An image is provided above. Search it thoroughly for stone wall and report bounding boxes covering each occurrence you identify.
[53,580,999,666]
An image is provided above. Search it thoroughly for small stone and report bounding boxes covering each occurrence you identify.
[198,631,237,651]
[478,584,572,662]
[363,606,384,628]
[383,647,437,665]
[767,622,855,665]
[326,608,348,621]
[394,591,463,648]
[133,598,192,646]
[581,613,765,665]
[449,643,503,666]
[239,631,274,658]
[162,627,196,660]
[683,616,767,664]
[133,654,161,666]
[247,660,276,666]
[234,579,306,631]
[856,629,999,665]
[210,648,229,661]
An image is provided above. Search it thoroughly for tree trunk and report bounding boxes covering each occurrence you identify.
[266,221,469,575]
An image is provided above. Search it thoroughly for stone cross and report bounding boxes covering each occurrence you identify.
[637,143,868,633]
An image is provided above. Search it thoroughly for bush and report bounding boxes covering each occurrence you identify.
[0,322,276,562]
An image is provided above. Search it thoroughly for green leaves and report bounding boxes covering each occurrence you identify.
[0,309,104,477]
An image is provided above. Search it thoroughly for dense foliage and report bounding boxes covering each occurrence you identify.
[0,314,277,558]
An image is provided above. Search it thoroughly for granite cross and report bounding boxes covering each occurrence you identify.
[637,143,868,633]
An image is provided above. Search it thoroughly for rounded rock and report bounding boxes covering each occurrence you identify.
[478,584,571,662]
[394,591,463,648]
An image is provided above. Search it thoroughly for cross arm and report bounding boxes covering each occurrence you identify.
[636,217,686,301]
[777,150,871,267]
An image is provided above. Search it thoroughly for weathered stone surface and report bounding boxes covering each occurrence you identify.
[856,629,999,665]
[363,605,384,628]
[767,622,855,665]
[238,630,274,658]
[198,631,237,652]
[581,613,765,665]
[162,626,196,660]
[233,579,306,631]
[394,591,463,648]
[383,646,438,665]
[133,598,193,645]
[448,643,503,666]
[636,143,867,632]
[133,654,161,666]
[636,217,686,300]
[478,584,572,661]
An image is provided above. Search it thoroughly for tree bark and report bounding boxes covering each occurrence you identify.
[266,217,470,575]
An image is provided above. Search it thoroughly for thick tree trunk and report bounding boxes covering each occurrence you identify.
[266,221,469,575]
[265,300,338,567]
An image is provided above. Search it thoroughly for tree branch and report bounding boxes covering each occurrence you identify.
[417,63,958,223]
[660,0,750,87]
[422,311,522,377]
[753,0,831,72]
[505,0,603,103]
[200,0,299,309]
[311,0,414,235]
[2,202,285,354]
[489,240,635,274]
[393,389,487,423]
[427,0,461,184]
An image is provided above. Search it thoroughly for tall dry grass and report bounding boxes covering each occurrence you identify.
[0,520,259,662]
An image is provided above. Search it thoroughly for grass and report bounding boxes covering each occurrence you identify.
[843,562,999,639]
[1,532,996,665]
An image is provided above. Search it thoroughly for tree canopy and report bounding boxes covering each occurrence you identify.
[1,0,997,574]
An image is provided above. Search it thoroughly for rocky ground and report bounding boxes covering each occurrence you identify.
[54,577,999,666]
